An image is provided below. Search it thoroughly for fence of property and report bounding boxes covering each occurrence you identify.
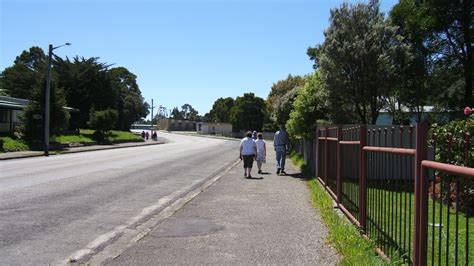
[294,123,473,265]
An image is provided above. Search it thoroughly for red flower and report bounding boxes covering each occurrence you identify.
[464,106,472,116]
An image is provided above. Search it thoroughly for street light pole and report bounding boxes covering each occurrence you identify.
[44,43,71,156]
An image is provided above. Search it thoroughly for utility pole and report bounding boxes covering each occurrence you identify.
[44,42,71,156]
[150,99,155,132]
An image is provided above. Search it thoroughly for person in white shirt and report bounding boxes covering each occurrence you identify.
[239,131,257,178]
[254,132,266,174]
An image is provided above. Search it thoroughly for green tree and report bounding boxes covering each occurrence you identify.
[207,97,235,122]
[267,74,305,125]
[311,0,405,124]
[230,92,266,132]
[108,67,149,130]
[54,56,118,129]
[286,72,328,138]
[391,0,473,111]
[0,47,69,142]
[180,103,199,120]
[1,46,47,99]
[89,108,118,133]
[170,107,184,119]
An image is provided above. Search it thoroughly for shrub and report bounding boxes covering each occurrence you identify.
[89,108,118,134]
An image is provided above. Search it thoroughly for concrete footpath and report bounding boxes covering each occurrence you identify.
[105,143,340,265]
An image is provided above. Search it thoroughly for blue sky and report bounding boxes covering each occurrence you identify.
[1,0,398,118]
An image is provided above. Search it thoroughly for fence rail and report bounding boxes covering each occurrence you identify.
[296,122,473,265]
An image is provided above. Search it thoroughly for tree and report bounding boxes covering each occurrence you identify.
[310,0,405,124]
[54,56,118,129]
[267,75,305,125]
[170,107,184,119]
[0,47,69,142]
[391,0,473,112]
[286,72,329,138]
[207,97,235,122]
[89,108,118,133]
[230,93,266,132]
[180,103,199,120]
[272,85,301,125]
[108,67,149,130]
[1,46,47,99]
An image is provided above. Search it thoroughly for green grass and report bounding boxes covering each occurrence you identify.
[79,129,143,142]
[53,134,94,144]
[107,130,143,141]
[323,177,473,265]
[0,136,29,152]
[290,152,390,265]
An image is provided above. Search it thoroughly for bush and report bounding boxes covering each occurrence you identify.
[430,113,473,214]
[89,108,118,133]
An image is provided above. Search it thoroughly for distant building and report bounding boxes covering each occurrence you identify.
[196,122,232,135]
[376,106,447,125]
[157,118,197,131]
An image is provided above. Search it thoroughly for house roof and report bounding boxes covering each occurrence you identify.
[0,95,80,112]
[0,96,29,110]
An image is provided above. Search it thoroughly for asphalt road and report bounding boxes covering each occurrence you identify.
[0,132,238,265]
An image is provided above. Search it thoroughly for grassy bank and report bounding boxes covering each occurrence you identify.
[0,136,29,152]
[1,129,143,153]
[290,151,389,265]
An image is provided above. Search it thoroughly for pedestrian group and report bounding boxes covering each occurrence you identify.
[239,125,288,178]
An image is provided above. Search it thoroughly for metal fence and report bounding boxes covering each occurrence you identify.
[301,123,473,265]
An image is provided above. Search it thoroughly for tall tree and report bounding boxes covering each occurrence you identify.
[230,93,266,132]
[180,103,199,120]
[391,0,473,111]
[1,46,69,140]
[207,97,235,122]
[54,56,118,128]
[310,0,405,124]
[108,67,149,130]
[1,46,47,99]
[286,72,329,138]
[170,107,184,120]
[267,75,305,125]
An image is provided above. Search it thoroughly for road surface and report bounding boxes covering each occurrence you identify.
[0,132,238,264]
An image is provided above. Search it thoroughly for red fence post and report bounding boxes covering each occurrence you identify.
[359,125,367,231]
[325,127,329,184]
[337,126,343,204]
[414,122,428,266]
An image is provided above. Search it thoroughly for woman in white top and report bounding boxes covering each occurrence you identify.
[254,132,266,174]
[240,131,257,178]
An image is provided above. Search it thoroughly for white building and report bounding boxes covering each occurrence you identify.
[196,122,232,135]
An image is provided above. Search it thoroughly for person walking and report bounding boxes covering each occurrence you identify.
[251,131,257,140]
[240,131,257,178]
[273,125,289,175]
[255,132,266,174]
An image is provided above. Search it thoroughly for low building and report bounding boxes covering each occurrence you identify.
[157,118,197,131]
[196,122,232,135]
[0,96,28,133]
[0,96,79,133]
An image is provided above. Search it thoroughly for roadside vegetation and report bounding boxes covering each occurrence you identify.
[290,152,391,265]
[1,129,143,153]
[0,135,29,152]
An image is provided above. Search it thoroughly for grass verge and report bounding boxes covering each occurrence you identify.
[0,136,29,152]
[290,151,389,265]
[54,134,94,144]
[80,129,143,142]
